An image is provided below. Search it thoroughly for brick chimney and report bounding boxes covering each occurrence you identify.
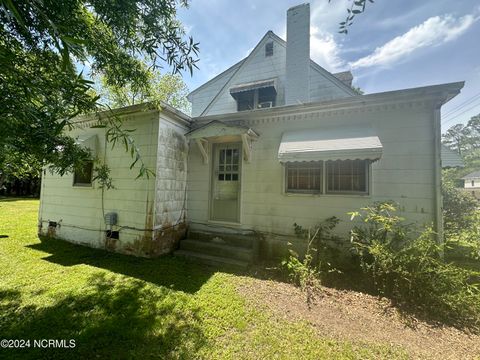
[285,3,310,105]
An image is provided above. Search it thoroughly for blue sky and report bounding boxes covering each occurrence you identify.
[176,0,480,132]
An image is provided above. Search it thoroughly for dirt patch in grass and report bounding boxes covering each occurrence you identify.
[238,278,480,360]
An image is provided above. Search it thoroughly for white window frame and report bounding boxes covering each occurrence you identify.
[283,160,371,196]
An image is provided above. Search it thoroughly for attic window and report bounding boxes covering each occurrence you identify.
[265,42,273,57]
[230,79,277,111]
[234,87,276,111]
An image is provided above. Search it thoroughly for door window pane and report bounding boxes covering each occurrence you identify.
[217,145,240,182]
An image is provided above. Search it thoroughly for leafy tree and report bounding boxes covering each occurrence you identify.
[0,149,42,193]
[443,123,472,156]
[352,86,364,95]
[100,71,191,114]
[442,181,478,236]
[442,114,480,183]
[0,0,198,176]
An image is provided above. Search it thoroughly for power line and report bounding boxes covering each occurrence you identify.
[442,101,480,127]
[442,90,480,119]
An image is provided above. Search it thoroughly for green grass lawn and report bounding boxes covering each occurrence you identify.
[0,198,407,359]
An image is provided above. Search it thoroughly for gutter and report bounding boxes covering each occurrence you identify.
[433,105,444,247]
[72,101,192,127]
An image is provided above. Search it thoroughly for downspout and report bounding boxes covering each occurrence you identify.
[38,167,47,235]
[433,103,444,250]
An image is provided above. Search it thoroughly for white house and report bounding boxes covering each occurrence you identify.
[39,3,464,265]
[462,171,480,200]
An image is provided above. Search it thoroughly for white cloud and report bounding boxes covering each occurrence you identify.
[310,26,346,72]
[350,13,478,69]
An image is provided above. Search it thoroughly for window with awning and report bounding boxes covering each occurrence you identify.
[278,127,382,163]
[230,79,277,111]
[280,127,382,195]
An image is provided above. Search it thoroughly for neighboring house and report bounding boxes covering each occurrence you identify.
[462,171,480,200]
[441,145,464,169]
[39,4,464,265]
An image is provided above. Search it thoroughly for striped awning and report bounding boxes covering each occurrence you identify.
[278,127,383,163]
[230,78,277,95]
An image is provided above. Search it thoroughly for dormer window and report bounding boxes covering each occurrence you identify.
[265,41,273,57]
[230,79,277,112]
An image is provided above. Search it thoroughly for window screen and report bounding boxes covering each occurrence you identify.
[326,160,368,193]
[286,162,322,193]
[236,91,255,111]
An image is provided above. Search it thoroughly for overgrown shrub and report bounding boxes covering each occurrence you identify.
[447,210,480,260]
[282,217,341,307]
[443,181,478,236]
[350,202,480,331]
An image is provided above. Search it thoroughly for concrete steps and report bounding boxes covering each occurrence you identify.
[175,250,249,270]
[175,230,256,269]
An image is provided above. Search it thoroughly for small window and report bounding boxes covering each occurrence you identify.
[265,41,273,57]
[326,160,368,194]
[286,162,322,194]
[236,87,276,111]
[73,161,93,186]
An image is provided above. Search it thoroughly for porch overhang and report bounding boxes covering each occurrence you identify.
[278,127,383,163]
[186,120,258,164]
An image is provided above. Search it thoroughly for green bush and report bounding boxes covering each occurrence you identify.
[443,181,478,236]
[350,202,480,331]
[282,217,341,307]
[447,210,480,261]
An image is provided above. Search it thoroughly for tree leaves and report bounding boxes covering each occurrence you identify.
[329,0,374,34]
[0,0,198,178]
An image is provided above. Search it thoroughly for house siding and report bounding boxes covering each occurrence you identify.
[152,113,189,254]
[39,111,159,255]
[190,64,241,117]
[187,102,437,257]
[191,33,353,117]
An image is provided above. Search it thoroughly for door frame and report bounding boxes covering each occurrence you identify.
[209,142,243,224]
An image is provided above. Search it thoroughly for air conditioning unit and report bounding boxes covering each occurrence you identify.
[258,101,273,109]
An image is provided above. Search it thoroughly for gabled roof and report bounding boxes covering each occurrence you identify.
[463,170,480,179]
[187,30,356,103]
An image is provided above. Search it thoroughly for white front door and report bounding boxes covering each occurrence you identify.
[211,143,241,222]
